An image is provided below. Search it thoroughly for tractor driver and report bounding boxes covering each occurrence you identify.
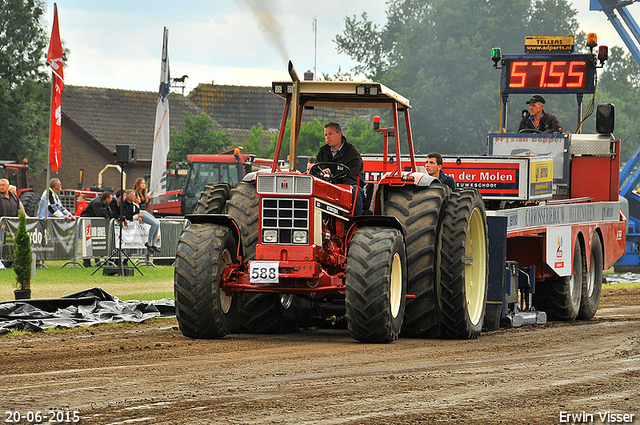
[517,95,562,134]
[315,122,365,215]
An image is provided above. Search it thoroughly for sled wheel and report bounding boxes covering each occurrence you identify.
[439,189,488,339]
[578,233,603,320]
[174,224,237,339]
[346,226,407,343]
[534,237,584,321]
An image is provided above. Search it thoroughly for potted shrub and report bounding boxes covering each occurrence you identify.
[13,210,32,300]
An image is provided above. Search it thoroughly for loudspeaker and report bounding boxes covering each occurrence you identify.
[115,145,137,163]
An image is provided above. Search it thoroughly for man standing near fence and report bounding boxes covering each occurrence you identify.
[0,179,23,217]
[37,178,75,220]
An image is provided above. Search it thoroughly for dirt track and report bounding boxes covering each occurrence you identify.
[1,286,639,425]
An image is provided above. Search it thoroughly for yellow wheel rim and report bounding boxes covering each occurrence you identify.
[219,249,233,314]
[390,252,403,318]
[465,208,487,325]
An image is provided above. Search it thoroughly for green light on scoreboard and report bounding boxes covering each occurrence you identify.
[491,47,501,67]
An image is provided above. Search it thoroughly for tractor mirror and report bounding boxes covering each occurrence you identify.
[596,103,615,134]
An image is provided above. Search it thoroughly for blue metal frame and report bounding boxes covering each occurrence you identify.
[590,0,640,67]
[593,0,640,268]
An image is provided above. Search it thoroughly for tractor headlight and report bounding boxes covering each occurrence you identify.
[293,230,308,244]
[263,229,278,243]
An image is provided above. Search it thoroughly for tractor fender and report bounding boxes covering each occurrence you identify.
[185,214,244,259]
[346,215,407,248]
[242,168,273,183]
[412,172,439,187]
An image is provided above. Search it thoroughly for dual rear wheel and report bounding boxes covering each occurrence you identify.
[384,186,489,340]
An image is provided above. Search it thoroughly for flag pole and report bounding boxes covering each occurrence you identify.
[44,3,59,219]
[149,27,171,199]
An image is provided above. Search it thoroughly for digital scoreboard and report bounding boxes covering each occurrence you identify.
[501,54,596,94]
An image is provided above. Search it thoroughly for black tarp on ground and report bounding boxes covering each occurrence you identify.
[0,287,175,335]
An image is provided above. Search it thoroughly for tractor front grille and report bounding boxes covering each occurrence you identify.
[261,198,309,244]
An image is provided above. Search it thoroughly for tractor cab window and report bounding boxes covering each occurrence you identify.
[7,168,18,187]
[18,168,28,189]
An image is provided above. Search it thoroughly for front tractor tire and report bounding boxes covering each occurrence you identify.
[346,227,407,343]
[384,184,450,338]
[439,189,489,339]
[196,183,231,214]
[174,224,237,339]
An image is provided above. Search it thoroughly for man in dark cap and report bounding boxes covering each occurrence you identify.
[517,95,562,134]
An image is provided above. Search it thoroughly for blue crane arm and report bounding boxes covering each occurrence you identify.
[590,0,640,66]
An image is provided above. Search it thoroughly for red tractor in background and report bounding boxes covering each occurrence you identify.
[174,62,488,343]
[0,160,40,216]
[150,149,274,217]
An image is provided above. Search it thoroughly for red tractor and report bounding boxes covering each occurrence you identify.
[0,160,40,216]
[150,149,274,217]
[174,63,488,343]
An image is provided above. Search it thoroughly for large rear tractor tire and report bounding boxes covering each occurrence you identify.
[20,191,40,217]
[345,227,407,343]
[578,233,604,320]
[174,224,238,339]
[384,184,449,338]
[439,189,489,339]
[195,183,231,214]
[534,237,584,321]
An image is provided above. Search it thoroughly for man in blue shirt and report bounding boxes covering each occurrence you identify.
[37,178,74,220]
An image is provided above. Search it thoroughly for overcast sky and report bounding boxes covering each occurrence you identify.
[42,0,638,93]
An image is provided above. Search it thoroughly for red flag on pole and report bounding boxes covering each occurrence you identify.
[47,4,64,173]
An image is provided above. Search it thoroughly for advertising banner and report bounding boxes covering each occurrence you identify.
[1,218,75,261]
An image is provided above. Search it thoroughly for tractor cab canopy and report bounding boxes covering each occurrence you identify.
[270,61,415,175]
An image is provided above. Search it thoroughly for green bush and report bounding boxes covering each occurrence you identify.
[13,210,32,290]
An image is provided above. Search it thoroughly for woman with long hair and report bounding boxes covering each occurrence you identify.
[133,177,161,253]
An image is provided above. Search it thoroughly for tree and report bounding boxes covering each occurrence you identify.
[267,117,382,161]
[242,123,266,157]
[595,46,640,161]
[335,0,582,155]
[13,211,32,291]
[0,0,51,166]
[168,112,233,162]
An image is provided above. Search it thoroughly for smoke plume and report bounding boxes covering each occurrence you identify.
[237,0,290,65]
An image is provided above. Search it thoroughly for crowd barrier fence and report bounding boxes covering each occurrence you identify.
[0,217,189,268]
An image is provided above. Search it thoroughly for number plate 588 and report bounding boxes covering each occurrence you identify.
[249,261,279,283]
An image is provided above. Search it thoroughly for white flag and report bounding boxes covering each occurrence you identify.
[149,27,170,198]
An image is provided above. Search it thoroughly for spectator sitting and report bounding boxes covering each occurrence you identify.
[133,178,161,253]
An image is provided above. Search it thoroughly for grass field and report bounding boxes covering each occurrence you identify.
[0,261,174,302]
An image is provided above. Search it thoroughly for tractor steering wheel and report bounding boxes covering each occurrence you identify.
[518,128,543,134]
[310,162,351,183]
